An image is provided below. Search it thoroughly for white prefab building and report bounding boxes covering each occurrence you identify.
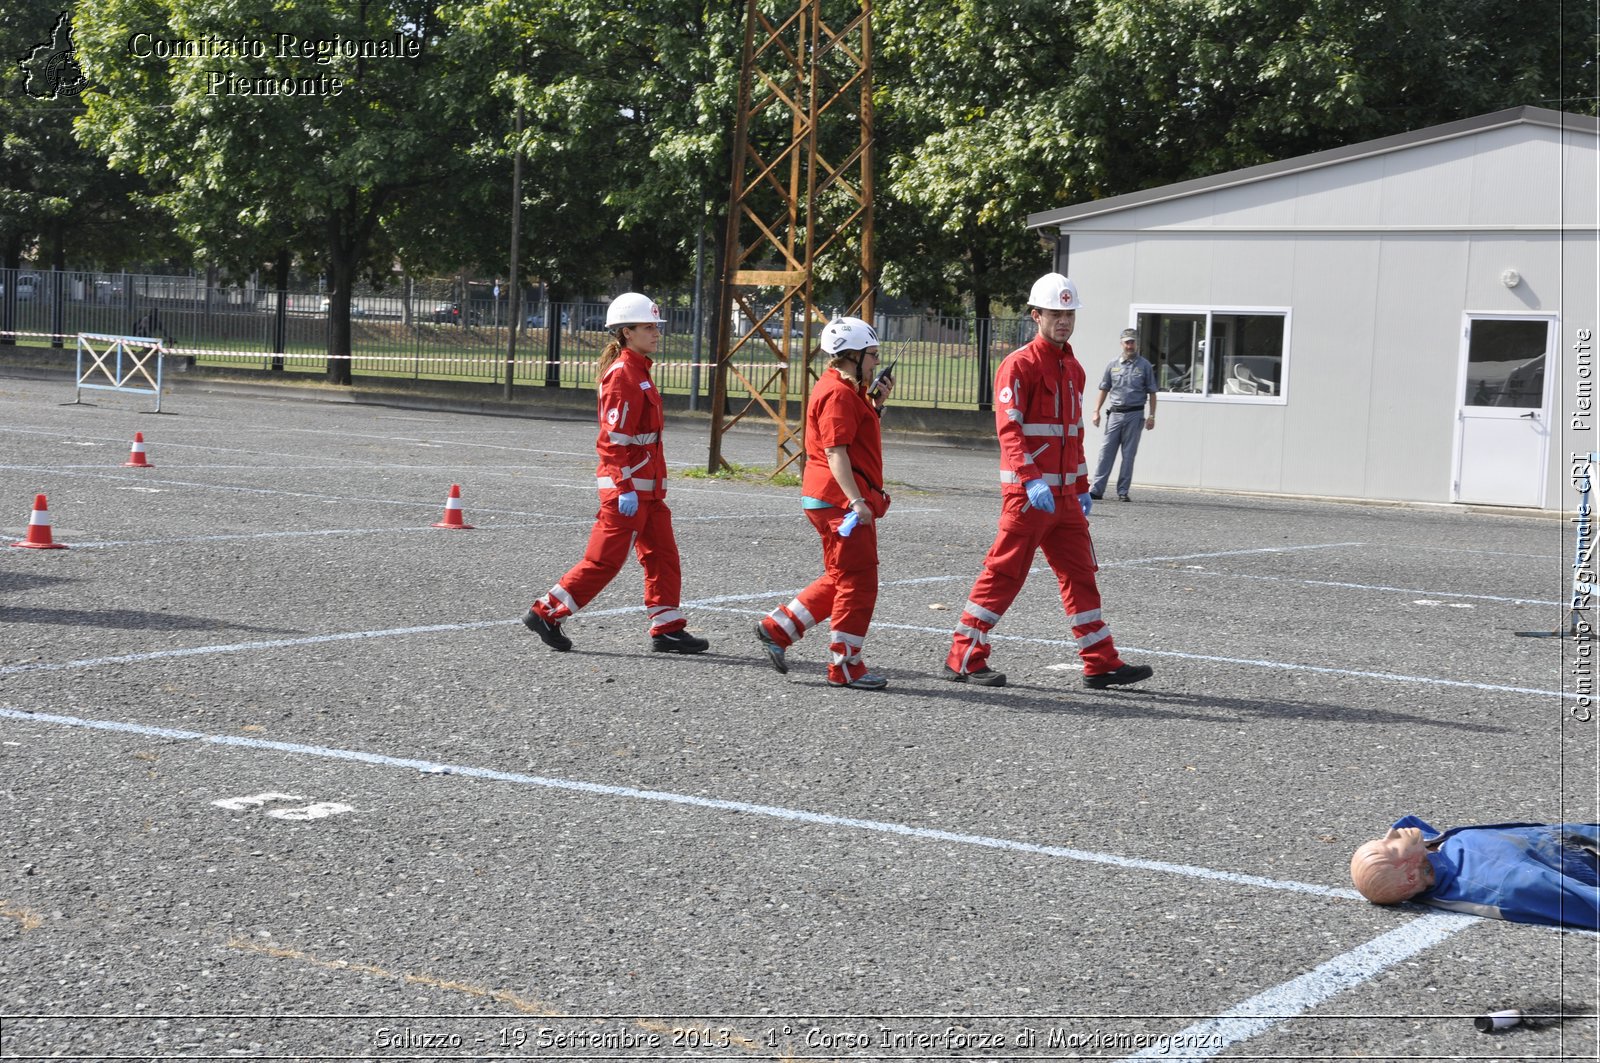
[1028,106,1598,510]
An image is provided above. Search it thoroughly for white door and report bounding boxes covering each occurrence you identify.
[1452,315,1554,507]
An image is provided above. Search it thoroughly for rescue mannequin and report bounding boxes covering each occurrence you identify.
[754,317,894,690]
[1351,816,1600,930]
[944,273,1153,690]
[523,292,709,655]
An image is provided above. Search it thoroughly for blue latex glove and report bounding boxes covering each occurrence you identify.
[1078,492,1093,517]
[1023,478,1055,513]
[616,490,639,517]
[837,510,860,537]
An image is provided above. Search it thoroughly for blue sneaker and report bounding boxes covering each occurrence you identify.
[753,621,788,674]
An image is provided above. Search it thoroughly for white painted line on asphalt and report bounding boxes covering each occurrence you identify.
[68,522,589,548]
[1101,542,1364,567]
[0,621,508,677]
[0,704,1361,901]
[63,512,803,549]
[0,554,1567,704]
[1393,543,1564,561]
[1120,566,1562,608]
[0,585,822,678]
[697,607,1580,701]
[1116,911,1478,1061]
[873,620,1583,701]
[0,581,837,678]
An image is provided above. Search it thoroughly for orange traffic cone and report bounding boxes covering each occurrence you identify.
[123,431,153,468]
[432,484,474,529]
[11,494,68,550]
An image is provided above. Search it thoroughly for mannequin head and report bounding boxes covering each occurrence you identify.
[1350,826,1436,904]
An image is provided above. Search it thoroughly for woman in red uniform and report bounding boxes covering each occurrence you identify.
[754,317,892,689]
[522,292,709,655]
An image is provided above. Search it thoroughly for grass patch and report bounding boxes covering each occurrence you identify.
[680,461,802,488]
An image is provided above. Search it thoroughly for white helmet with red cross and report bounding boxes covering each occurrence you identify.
[605,292,663,330]
[1026,272,1082,311]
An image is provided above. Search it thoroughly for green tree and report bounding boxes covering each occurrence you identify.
[874,0,1077,320]
[0,1,177,345]
[445,0,741,301]
[1063,0,1598,199]
[873,0,1596,319]
[74,0,500,383]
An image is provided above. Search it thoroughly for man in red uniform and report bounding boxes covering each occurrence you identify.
[754,317,892,689]
[944,273,1152,690]
[523,292,708,655]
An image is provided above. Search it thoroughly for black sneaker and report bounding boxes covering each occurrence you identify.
[1118,494,1131,502]
[522,609,572,652]
[1083,663,1153,689]
[753,621,788,674]
[652,629,710,654]
[1089,492,1104,500]
[943,663,1007,687]
[828,671,888,690]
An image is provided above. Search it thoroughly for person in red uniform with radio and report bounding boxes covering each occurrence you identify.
[754,317,893,690]
[944,273,1151,690]
[522,292,709,655]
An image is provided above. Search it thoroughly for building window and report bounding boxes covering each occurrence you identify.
[1135,308,1288,400]
[1462,318,1547,408]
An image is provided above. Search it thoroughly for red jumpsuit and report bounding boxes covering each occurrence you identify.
[760,368,888,685]
[947,333,1127,678]
[529,349,688,636]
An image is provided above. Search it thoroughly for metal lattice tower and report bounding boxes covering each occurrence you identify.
[707,0,875,474]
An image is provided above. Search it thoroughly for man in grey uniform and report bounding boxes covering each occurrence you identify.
[1089,328,1157,501]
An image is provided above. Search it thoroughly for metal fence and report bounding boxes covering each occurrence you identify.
[0,268,1038,409]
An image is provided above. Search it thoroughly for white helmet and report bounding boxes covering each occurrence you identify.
[1026,272,1082,311]
[818,316,878,355]
[604,292,663,330]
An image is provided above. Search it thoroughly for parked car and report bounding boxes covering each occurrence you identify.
[1,274,39,301]
[525,308,570,329]
[578,312,609,332]
[431,301,476,325]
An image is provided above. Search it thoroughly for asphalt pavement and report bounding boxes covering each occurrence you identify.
[0,370,1594,1061]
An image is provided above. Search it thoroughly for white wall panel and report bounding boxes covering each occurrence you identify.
[1362,237,1470,502]
[1564,135,1599,223]
[1208,235,1299,305]
[1277,238,1382,499]
[1197,404,1286,492]
[1209,181,1298,227]
[1378,137,1477,227]
[1288,161,1387,227]
[1127,236,1215,303]
[1467,128,1564,226]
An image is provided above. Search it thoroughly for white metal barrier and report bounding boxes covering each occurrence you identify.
[74,332,164,412]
